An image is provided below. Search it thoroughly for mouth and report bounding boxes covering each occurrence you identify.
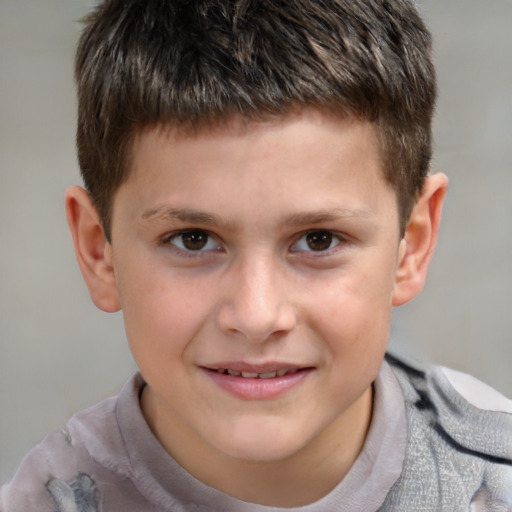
[208,367,301,379]
[201,364,313,400]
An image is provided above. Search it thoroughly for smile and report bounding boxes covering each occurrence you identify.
[213,368,299,379]
[202,365,312,400]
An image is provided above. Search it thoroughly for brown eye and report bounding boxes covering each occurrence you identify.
[168,230,219,252]
[306,231,334,251]
[181,231,208,250]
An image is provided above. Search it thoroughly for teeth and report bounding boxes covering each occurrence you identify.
[216,368,298,378]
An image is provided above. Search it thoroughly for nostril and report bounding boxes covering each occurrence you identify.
[216,301,297,341]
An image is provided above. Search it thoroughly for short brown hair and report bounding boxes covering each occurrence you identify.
[75,0,436,240]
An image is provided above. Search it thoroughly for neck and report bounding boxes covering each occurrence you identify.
[142,385,373,507]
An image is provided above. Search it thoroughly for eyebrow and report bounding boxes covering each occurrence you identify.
[285,208,373,226]
[141,207,226,226]
[141,206,372,227]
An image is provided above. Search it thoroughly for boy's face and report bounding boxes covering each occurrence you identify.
[108,110,404,465]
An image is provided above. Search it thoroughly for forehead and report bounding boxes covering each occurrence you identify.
[117,109,397,230]
[130,109,384,175]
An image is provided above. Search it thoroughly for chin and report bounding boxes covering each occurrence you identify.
[211,418,308,463]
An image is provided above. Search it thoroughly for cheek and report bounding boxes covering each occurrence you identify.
[303,267,394,356]
[118,266,216,359]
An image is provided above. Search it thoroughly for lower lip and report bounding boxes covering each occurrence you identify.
[203,368,311,400]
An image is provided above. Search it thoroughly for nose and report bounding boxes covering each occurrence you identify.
[215,257,297,343]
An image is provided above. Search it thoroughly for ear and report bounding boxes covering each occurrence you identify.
[392,173,448,306]
[65,186,121,313]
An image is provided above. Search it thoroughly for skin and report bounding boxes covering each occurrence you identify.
[66,109,447,507]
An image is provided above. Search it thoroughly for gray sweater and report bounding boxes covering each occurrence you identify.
[1,353,511,511]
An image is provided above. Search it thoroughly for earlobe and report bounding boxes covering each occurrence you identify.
[65,186,121,313]
[392,173,448,306]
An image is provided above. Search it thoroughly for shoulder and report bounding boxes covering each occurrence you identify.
[1,428,79,511]
[0,426,107,511]
[439,365,512,415]
[382,353,512,510]
[0,376,140,512]
[385,351,512,413]
[385,351,512,462]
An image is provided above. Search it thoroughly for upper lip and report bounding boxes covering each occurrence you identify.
[202,362,307,373]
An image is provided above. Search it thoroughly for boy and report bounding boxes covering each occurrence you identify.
[1,0,511,510]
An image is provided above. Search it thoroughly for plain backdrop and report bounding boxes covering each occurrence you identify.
[1,0,511,482]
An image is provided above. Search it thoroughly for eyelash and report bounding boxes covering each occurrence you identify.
[161,229,222,255]
[291,230,345,254]
[161,229,346,256]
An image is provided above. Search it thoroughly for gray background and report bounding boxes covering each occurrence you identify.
[1,0,511,482]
